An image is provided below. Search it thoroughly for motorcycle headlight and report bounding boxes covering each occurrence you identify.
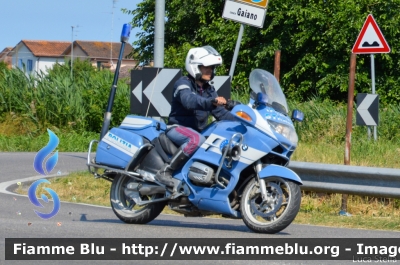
[267,120,298,146]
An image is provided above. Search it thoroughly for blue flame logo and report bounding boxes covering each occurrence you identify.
[28,179,60,219]
[33,129,59,175]
[29,129,60,219]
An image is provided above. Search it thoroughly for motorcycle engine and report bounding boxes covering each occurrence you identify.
[188,162,215,186]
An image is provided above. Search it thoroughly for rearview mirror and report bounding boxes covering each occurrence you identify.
[291,109,304,122]
[256,92,268,105]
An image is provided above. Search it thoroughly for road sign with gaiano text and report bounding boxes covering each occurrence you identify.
[236,0,269,9]
[352,14,390,54]
[222,0,267,28]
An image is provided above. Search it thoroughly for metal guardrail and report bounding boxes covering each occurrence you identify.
[289,161,400,199]
[86,150,399,198]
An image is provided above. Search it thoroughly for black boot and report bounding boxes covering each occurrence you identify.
[155,149,189,188]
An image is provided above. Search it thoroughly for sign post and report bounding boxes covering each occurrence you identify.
[352,14,390,141]
[222,0,269,80]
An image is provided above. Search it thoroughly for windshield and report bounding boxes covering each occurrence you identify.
[249,69,289,114]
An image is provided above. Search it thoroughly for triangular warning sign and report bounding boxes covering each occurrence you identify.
[352,14,390,54]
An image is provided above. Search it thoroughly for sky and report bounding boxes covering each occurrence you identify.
[1,0,142,50]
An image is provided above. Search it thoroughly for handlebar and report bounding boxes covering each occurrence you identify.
[212,98,241,110]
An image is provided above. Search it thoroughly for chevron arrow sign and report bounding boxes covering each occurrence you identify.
[130,68,231,117]
[130,68,181,117]
[356,93,379,126]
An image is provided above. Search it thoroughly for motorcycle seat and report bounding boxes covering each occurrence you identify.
[156,133,178,160]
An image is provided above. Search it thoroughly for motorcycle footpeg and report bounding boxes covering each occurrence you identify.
[154,178,179,190]
[167,190,184,200]
[164,179,190,199]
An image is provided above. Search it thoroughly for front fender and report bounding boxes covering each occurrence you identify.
[258,164,303,185]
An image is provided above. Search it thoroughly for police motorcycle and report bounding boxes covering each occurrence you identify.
[87,68,304,234]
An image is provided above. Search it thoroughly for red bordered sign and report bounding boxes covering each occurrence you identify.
[352,14,390,54]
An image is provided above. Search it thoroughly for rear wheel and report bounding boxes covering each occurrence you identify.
[241,177,301,234]
[110,174,166,224]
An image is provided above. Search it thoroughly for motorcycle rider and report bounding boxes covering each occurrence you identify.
[155,45,236,190]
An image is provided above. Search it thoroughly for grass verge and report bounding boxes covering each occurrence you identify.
[15,171,400,231]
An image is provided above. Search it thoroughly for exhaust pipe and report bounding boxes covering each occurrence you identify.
[139,185,166,196]
[126,182,166,196]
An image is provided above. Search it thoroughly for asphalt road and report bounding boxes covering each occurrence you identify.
[0,152,399,265]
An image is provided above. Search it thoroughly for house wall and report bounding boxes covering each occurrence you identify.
[4,56,12,67]
[12,45,36,74]
[35,57,65,75]
[69,46,88,60]
[90,59,138,70]
[110,59,137,70]
[11,44,65,76]
[66,46,138,70]
[0,50,12,67]
[11,42,137,75]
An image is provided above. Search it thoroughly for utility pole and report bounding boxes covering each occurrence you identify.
[111,0,117,68]
[154,0,165,67]
[71,25,79,78]
[71,26,74,78]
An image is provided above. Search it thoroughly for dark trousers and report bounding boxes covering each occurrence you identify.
[166,126,206,156]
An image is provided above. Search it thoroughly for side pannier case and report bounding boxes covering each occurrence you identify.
[95,128,147,169]
[119,115,166,141]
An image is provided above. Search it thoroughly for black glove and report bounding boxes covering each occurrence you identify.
[225,99,241,110]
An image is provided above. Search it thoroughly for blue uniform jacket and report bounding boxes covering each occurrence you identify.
[168,75,236,132]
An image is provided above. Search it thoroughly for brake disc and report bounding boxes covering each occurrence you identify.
[250,182,283,218]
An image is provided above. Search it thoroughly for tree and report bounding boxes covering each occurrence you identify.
[123,0,400,104]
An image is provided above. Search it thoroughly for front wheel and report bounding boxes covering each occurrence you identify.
[110,174,166,224]
[240,177,301,234]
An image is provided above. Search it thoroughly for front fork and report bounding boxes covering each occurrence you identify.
[254,160,269,201]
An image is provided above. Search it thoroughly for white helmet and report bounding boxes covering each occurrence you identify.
[185,45,222,81]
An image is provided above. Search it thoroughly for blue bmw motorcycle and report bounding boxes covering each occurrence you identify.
[87,69,304,234]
